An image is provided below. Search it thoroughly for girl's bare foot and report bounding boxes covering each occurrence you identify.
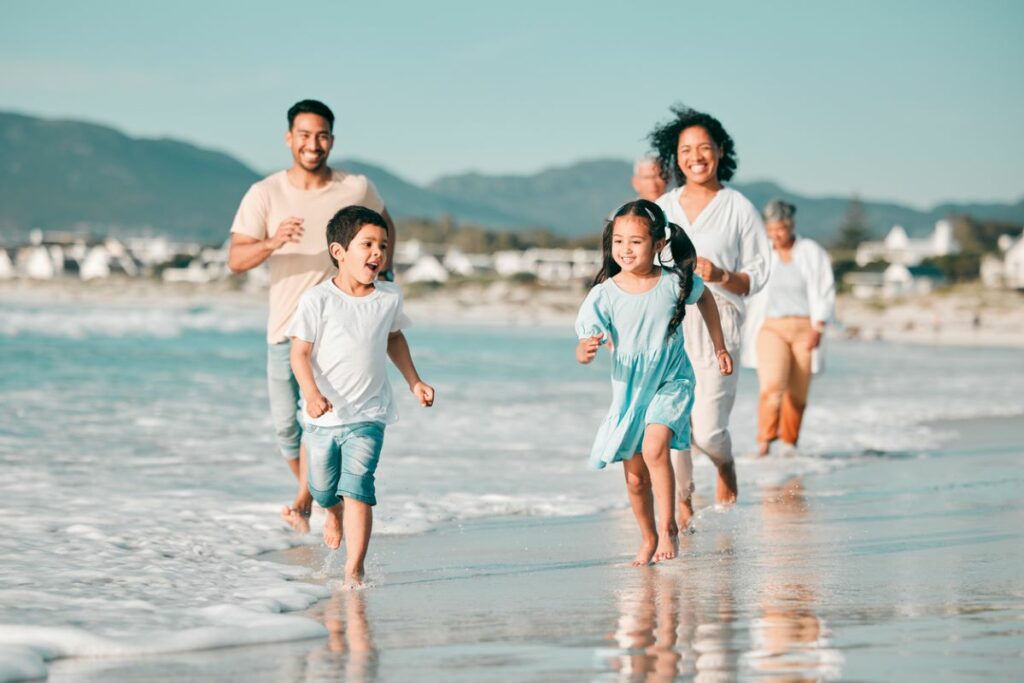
[757,441,770,457]
[343,569,366,590]
[632,537,657,566]
[654,530,678,562]
[323,505,343,550]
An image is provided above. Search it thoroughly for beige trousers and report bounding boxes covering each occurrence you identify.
[756,317,814,445]
[673,294,742,499]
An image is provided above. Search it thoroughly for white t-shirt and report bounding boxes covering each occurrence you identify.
[287,279,411,427]
[656,186,771,315]
[230,169,385,344]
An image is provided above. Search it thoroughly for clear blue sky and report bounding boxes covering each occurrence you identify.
[2,0,1022,208]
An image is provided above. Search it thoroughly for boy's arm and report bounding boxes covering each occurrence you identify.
[387,331,434,406]
[289,338,333,417]
[695,288,734,375]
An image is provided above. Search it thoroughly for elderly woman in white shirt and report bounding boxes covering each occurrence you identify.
[650,105,771,525]
[742,199,835,456]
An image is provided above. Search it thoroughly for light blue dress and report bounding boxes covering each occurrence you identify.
[575,269,705,469]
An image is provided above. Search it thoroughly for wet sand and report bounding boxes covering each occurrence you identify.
[41,414,1024,682]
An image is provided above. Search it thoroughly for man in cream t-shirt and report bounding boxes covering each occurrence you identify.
[227,99,394,532]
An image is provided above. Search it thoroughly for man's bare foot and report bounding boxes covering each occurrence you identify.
[632,538,657,566]
[323,506,343,550]
[757,440,770,457]
[716,462,738,505]
[654,530,678,562]
[280,505,311,533]
[678,496,694,528]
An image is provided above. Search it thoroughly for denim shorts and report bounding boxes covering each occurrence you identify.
[267,341,305,460]
[305,421,385,507]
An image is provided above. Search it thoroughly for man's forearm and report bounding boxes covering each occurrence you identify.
[228,238,274,274]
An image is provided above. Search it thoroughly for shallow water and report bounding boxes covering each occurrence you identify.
[1,298,1023,680]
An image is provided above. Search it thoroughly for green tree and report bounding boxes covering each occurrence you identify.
[833,195,872,251]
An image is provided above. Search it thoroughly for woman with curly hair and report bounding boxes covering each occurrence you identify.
[649,105,771,527]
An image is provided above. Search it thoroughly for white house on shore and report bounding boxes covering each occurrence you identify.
[493,248,601,283]
[856,220,959,267]
[0,250,15,280]
[980,228,1024,290]
[844,263,947,300]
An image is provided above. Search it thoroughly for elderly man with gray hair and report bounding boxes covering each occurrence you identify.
[631,155,667,201]
[741,198,835,456]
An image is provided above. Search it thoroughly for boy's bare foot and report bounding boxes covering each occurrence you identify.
[654,530,678,562]
[323,505,343,550]
[280,505,311,533]
[716,462,738,505]
[632,538,657,566]
[757,441,770,457]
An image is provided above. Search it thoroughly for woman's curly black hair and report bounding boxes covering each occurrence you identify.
[648,104,737,187]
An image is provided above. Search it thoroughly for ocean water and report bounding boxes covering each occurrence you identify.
[1,298,1023,679]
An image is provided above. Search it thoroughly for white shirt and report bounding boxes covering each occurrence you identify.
[741,236,836,372]
[656,186,771,315]
[287,279,411,427]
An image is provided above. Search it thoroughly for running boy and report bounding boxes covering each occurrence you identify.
[289,206,434,588]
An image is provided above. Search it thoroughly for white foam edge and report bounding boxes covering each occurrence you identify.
[0,583,329,680]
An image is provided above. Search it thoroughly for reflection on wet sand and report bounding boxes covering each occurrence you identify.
[597,480,842,682]
[305,590,378,683]
[599,529,741,682]
[742,478,842,681]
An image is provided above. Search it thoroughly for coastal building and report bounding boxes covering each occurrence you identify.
[443,247,493,278]
[844,264,947,299]
[980,228,1024,290]
[402,254,449,283]
[843,271,886,300]
[882,263,947,298]
[855,220,959,267]
[493,248,601,283]
[0,249,14,280]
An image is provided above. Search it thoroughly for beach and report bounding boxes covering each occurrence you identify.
[1,285,1023,682]
[27,413,1024,682]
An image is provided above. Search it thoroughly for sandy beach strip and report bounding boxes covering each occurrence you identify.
[38,414,1024,682]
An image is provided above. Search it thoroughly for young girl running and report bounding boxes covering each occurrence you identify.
[576,200,733,566]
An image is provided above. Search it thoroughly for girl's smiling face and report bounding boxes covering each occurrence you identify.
[612,216,665,276]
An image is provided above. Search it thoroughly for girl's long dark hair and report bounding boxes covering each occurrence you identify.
[592,199,698,339]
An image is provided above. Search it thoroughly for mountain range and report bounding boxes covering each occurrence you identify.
[2,111,1022,245]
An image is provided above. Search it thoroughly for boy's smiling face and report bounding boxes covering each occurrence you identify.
[331,223,388,286]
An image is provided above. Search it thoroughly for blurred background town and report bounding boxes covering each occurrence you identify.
[2,110,1022,346]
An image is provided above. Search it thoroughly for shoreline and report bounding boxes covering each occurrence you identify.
[3,277,1023,347]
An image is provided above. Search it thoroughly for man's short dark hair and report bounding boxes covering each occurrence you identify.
[287,99,335,132]
[326,206,388,266]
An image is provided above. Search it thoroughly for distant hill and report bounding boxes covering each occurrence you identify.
[429,159,637,236]
[0,111,261,242]
[2,111,1021,245]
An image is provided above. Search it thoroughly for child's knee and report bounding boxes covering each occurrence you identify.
[307,483,341,509]
[625,468,651,495]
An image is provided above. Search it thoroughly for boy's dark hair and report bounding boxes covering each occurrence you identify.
[593,199,697,339]
[326,206,389,266]
[648,104,737,187]
[287,99,335,132]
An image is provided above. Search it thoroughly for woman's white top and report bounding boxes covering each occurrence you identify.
[656,186,771,316]
[764,258,811,318]
[740,236,836,373]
